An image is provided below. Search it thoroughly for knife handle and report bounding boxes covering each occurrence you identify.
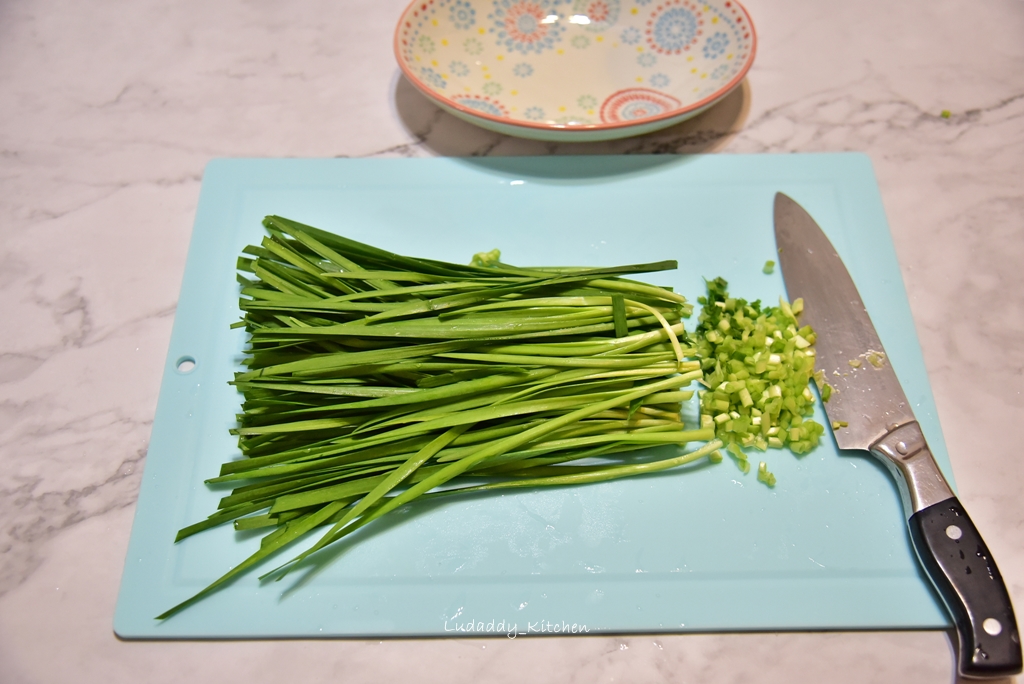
[908,497,1022,678]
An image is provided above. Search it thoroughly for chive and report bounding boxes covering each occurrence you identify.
[612,294,629,337]
[158,217,723,620]
[762,260,775,274]
[756,461,777,487]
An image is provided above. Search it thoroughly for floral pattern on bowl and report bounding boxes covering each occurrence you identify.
[394,0,755,141]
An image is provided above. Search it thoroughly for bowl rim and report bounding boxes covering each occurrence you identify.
[393,0,757,134]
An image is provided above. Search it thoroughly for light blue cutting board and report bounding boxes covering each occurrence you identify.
[114,154,955,638]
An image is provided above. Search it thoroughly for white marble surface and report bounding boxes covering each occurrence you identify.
[1,0,1022,681]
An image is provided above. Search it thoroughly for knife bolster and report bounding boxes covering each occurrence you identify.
[870,421,954,517]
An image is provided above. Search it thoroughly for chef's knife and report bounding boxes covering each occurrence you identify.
[773,192,1021,679]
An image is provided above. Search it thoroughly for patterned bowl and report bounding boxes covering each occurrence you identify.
[394,0,756,142]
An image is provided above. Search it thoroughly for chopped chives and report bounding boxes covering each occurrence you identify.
[757,461,777,487]
[693,277,825,458]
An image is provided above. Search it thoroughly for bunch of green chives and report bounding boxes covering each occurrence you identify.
[158,215,722,619]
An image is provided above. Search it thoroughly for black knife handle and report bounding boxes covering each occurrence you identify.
[908,497,1022,678]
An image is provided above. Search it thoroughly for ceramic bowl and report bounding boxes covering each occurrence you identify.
[394,0,755,142]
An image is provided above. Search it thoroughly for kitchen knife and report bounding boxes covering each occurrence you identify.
[773,192,1021,679]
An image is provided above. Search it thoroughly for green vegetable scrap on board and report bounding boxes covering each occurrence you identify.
[158,221,826,619]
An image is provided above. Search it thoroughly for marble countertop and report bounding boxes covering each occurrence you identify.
[1,0,1022,681]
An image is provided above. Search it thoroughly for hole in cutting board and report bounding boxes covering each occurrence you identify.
[175,356,197,374]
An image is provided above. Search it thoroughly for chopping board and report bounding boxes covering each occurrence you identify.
[114,154,954,638]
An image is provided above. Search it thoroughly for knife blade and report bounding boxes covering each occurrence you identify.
[773,192,1021,679]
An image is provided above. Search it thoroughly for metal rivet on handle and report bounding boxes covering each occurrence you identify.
[983,618,1003,636]
[895,441,908,454]
[945,525,963,540]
